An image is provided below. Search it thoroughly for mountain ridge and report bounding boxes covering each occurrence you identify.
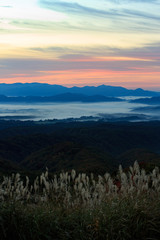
[130,96,160,105]
[0,93,123,103]
[0,83,159,97]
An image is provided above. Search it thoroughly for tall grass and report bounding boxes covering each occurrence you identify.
[0,161,160,239]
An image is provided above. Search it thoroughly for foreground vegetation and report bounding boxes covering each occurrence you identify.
[0,161,160,239]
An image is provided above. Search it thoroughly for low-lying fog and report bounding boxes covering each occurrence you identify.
[0,99,159,121]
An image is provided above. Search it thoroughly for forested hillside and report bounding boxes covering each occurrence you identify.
[0,121,160,174]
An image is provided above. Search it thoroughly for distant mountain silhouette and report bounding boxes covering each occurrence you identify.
[130,96,160,105]
[0,83,159,97]
[132,106,160,113]
[0,93,123,103]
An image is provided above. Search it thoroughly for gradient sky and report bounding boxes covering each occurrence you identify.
[0,0,160,90]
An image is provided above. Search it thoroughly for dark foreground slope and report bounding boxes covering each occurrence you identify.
[0,120,160,174]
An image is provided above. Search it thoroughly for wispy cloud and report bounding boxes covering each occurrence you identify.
[109,0,159,3]
[29,42,160,60]
[38,0,160,34]
[39,0,124,17]
[0,5,12,8]
[0,50,159,75]
[31,46,69,53]
[39,0,160,20]
[123,9,160,21]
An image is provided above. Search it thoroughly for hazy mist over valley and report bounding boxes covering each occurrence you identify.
[0,101,155,121]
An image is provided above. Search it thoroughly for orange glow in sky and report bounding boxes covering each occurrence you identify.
[0,0,160,90]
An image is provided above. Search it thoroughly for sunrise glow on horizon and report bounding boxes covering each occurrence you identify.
[0,0,160,90]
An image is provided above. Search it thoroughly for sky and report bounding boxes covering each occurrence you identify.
[0,0,160,90]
